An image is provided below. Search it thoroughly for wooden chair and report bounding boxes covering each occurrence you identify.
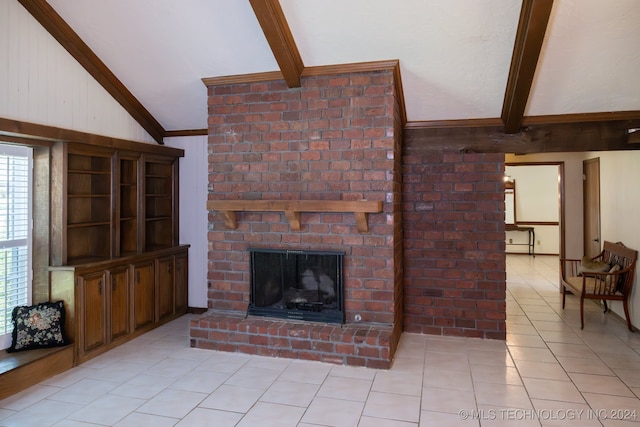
[560,241,638,331]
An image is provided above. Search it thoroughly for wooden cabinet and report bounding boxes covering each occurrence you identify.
[77,271,107,354]
[133,261,155,330]
[49,140,187,365]
[75,266,131,358]
[156,256,174,322]
[50,247,188,364]
[109,266,130,341]
[175,252,188,314]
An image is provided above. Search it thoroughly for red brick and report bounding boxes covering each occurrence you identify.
[357,346,380,358]
[298,352,322,362]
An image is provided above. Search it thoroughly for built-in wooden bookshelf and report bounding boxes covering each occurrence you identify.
[51,143,182,265]
[118,155,140,257]
[65,151,112,263]
[144,156,176,251]
[50,141,188,365]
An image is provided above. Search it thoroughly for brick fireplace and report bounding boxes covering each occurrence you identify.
[191,63,506,368]
[191,64,404,368]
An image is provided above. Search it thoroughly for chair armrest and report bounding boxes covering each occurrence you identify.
[582,264,633,278]
[559,259,582,280]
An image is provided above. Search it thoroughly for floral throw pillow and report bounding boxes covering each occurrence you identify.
[7,301,67,353]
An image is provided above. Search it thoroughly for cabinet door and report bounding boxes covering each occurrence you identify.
[156,256,174,322]
[78,271,107,354]
[133,262,155,330]
[109,267,130,341]
[175,252,188,314]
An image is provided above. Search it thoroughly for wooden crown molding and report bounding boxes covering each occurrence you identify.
[202,71,284,87]
[501,0,554,134]
[301,60,400,77]
[164,129,208,138]
[18,0,166,144]
[405,118,504,129]
[249,0,304,88]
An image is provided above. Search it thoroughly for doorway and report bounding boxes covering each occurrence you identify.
[504,163,564,257]
[583,158,601,257]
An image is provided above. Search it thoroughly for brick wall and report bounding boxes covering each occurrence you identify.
[195,65,508,367]
[195,69,404,367]
[402,152,506,339]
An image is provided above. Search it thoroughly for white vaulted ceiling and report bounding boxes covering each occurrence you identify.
[43,0,640,133]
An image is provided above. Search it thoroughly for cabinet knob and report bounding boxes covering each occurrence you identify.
[98,279,103,296]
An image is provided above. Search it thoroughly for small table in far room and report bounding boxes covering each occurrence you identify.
[506,224,535,256]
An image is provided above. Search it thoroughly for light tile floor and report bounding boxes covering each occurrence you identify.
[2,255,640,426]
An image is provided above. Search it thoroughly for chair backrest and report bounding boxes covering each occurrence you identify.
[601,241,638,294]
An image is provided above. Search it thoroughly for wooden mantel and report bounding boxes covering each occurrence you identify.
[207,200,383,233]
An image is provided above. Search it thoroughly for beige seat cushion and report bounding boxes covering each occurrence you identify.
[565,276,621,296]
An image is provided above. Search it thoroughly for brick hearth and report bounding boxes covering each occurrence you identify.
[190,313,392,369]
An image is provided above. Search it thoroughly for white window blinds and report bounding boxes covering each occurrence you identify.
[0,144,32,345]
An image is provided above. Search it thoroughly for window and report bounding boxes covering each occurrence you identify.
[0,144,32,349]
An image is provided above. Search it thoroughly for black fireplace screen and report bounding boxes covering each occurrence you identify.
[249,248,344,324]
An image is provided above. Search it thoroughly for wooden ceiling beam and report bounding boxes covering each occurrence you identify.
[18,0,166,144]
[404,112,640,154]
[249,0,304,88]
[501,0,554,134]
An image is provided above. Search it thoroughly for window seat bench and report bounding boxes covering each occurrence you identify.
[0,345,74,400]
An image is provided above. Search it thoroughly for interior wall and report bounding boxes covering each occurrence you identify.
[595,150,640,327]
[165,135,208,309]
[0,0,155,144]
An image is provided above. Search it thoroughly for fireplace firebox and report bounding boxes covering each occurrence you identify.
[249,248,345,324]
